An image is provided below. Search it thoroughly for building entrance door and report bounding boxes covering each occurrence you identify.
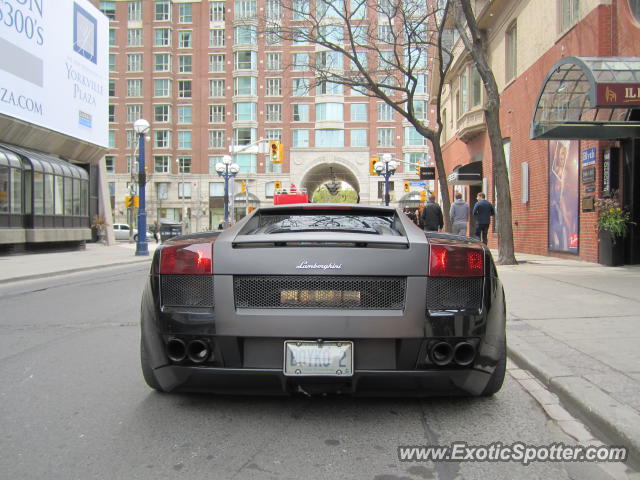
[622,138,640,264]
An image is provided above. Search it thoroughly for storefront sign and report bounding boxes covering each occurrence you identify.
[582,166,595,184]
[602,148,619,197]
[596,84,640,107]
[582,147,596,167]
[585,185,596,193]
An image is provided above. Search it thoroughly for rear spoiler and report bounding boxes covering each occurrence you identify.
[232,232,409,248]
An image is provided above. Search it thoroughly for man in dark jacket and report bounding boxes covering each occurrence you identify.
[421,195,444,232]
[472,192,495,244]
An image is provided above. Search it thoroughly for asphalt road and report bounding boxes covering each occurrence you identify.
[0,265,611,480]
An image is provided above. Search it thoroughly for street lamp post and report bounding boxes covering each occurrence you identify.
[133,118,150,256]
[375,153,398,206]
[176,158,186,233]
[215,155,239,227]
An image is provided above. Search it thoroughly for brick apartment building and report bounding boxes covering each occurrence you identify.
[95,0,433,231]
[437,0,640,265]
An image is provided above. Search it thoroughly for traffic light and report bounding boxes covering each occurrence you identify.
[403,181,410,193]
[420,190,427,202]
[240,182,246,193]
[125,196,133,207]
[369,157,379,175]
[274,181,282,190]
[269,141,283,164]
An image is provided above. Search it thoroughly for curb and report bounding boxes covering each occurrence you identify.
[508,339,640,465]
[0,259,152,285]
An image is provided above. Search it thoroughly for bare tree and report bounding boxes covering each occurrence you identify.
[449,0,517,264]
[261,0,454,229]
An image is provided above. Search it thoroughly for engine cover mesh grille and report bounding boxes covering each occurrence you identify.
[426,277,483,310]
[161,275,214,307]
[234,275,406,310]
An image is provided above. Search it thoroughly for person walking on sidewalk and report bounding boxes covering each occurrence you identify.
[450,192,470,236]
[473,192,494,244]
[421,195,444,232]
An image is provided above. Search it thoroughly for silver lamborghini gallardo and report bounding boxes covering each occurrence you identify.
[140,204,506,396]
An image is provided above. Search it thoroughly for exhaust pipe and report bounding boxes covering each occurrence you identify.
[166,338,186,362]
[186,339,210,364]
[453,342,476,366]
[430,342,454,366]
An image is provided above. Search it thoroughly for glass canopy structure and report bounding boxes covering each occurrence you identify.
[531,57,640,140]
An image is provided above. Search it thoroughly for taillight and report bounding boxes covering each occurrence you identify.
[429,244,484,277]
[159,242,213,275]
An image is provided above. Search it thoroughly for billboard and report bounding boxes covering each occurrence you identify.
[0,0,108,147]
[548,140,579,253]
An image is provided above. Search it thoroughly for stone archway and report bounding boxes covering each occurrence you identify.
[299,161,361,200]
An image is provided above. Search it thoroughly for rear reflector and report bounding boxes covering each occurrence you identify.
[159,242,212,275]
[429,244,484,277]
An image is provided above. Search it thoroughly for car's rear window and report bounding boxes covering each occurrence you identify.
[247,213,399,235]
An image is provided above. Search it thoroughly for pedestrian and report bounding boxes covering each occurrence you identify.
[151,220,159,243]
[218,220,225,230]
[415,205,424,229]
[472,192,495,244]
[404,207,417,225]
[421,194,444,232]
[449,192,470,236]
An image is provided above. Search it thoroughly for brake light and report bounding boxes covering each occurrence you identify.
[429,244,484,277]
[159,242,212,275]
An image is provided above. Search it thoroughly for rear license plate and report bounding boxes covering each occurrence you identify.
[284,341,353,377]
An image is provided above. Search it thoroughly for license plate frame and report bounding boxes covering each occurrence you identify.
[283,340,353,377]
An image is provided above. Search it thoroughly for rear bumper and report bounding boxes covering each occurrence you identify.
[154,365,493,397]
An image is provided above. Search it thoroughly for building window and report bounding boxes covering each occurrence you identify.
[178,31,192,48]
[105,155,115,173]
[412,100,427,120]
[178,105,192,124]
[629,0,640,22]
[108,130,116,148]
[128,1,141,21]
[350,103,367,121]
[266,104,282,122]
[560,0,580,30]
[505,22,517,82]
[209,79,225,97]
[235,0,257,20]
[234,50,257,70]
[126,129,136,149]
[154,79,171,97]
[266,0,281,19]
[235,153,257,173]
[234,25,257,45]
[156,182,169,200]
[109,79,116,97]
[266,52,282,70]
[315,129,344,147]
[177,156,191,173]
[317,51,342,69]
[108,105,116,123]
[292,129,310,147]
[210,1,225,21]
[292,78,309,96]
[126,104,142,123]
[155,130,171,148]
[109,29,116,46]
[178,55,192,73]
[471,66,482,107]
[154,53,171,72]
[316,103,343,121]
[209,130,226,149]
[317,25,340,43]
[458,71,468,116]
[377,128,394,147]
[155,0,171,21]
[178,3,192,23]
[178,182,192,199]
[126,79,142,97]
[265,129,282,141]
[377,102,394,121]
[208,158,223,175]
[404,126,426,146]
[154,104,171,122]
[234,102,257,121]
[377,181,394,199]
[127,54,143,72]
[154,155,170,173]
[293,0,310,20]
[234,76,257,96]
[351,129,368,147]
[209,105,226,123]
[127,28,142,46]
[317,80,342,95]
[209,54,225,72]
[154,28,171,47]
[292,53,309,71]
[292,103,309,122]
[178,80,192,98]
[234,128,256,146]
[266,28,281,45]
[209,29,225,47]
[266,78,282,96]
[109,54,116,72]
[99,1,116,20]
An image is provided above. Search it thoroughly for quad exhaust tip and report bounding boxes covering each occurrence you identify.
[428,341,477,366]
[430,341,454,366]
[166,338,186,362]
[453,342,476,366]
[186,339,210,364]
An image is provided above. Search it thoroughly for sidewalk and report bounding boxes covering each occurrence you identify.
[0,241,157,284]
[0,243,639,461]
[496,252,640,464]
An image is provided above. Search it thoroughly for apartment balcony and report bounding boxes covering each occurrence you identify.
[456,107,486,143]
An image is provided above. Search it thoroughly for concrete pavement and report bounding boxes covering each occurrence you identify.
[1,242,639,464]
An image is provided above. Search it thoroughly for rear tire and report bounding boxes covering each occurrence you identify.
[133,234,138,242]
[141,339,165,392]
[481,340,506,396]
